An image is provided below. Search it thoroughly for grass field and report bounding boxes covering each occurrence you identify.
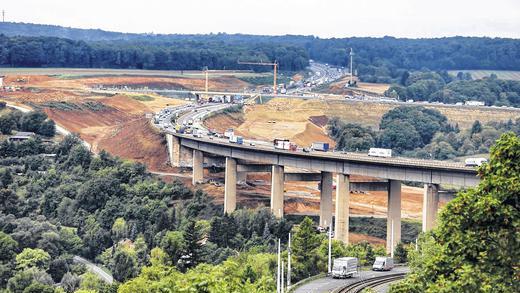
[448,70,520,81]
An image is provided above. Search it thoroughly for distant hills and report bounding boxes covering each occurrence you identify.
[1,22,520,83]
[0,22,143,41]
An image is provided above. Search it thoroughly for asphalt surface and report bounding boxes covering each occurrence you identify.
[73,255,114,284]
[294,267,409,293]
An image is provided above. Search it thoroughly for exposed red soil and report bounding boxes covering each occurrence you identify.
[309,115,329,127]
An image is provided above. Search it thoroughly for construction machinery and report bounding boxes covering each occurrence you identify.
[238,60,279,95]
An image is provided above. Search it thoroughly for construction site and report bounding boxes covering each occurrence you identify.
[1,66,519,244]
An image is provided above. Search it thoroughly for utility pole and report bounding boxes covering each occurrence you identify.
[349,48,354,85]
[287,233,292,287]
[390,220,395,258]
[328,223,332,274]
[277,239,281,293]
[281,260,285,293]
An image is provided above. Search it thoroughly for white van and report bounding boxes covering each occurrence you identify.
[331,257,358,278]
[372,257,394,271]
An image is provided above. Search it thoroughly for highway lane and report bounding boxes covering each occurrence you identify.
[169,132,476,173]
[152,101,478,174]
[294,267,409,293]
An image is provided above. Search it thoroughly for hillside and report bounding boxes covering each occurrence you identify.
[2,22,520,83]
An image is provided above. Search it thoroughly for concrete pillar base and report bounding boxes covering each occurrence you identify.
[422,184,439,232]
[319,172,333,228]
[192,150,204,185]
[237,171,247,183]
[224,157,237,214]
[271,165,285,218]
[335,174,350,243]
[166,134,181,167]
[387,180,401,254]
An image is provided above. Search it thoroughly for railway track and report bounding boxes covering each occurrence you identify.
[335,273,406,293]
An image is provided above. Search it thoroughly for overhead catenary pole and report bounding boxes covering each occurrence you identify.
[287,233,292,287]
[391,220,395,258]
[277,238,281,293]
[328,223,332,274]
[281,260,285,293]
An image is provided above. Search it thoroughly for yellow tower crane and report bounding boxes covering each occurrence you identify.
[238,60,279,95]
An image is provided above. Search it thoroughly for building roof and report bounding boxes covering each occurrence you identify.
[9,131,36,140]
[14,131,35,136]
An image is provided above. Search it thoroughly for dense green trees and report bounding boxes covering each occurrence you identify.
[292,217,322,279]
[328,118,376,151]
[3,22,520,82]
[386,71,520,107]
[0,110,55,136]
[329,105,520,159]
[379,106,450,151]
[0,34,309,71]
[329,106,453,154]
[390,133,520,292]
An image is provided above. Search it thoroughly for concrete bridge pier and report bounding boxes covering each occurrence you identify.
[166,133,181,167]
[192,150,204,185]
[422,183,440,232]
[319,171,333,228]
[237,171,247,183]
[224,157,237,214]
[335,174,350,243]
[387,180,401,253]
[271,165,285,218]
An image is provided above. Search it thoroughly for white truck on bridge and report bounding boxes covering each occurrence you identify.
[368,148,392,158]
[464,157,488,167]
[331,257,358,278]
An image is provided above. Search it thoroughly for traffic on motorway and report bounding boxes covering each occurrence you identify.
[153,99,484,171]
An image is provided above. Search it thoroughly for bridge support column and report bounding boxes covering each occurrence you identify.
[422,184,439,232]
[237,171,247,183]
[192,150,203,185]
[387,180,401,254]
[271,165,285,218]
[166,134,181,167]
[335,174,350,243]
[319,171,333,228]
[224,157,237,214]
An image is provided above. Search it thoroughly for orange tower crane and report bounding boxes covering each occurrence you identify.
[238,60,279,95]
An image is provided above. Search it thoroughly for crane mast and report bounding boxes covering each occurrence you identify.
[238,60,279,95]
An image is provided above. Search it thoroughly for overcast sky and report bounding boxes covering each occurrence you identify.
[3,0,520,38]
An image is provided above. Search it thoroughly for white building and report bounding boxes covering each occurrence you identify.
[0,76,4,87]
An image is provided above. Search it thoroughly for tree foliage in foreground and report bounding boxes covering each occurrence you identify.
[390,133,520,292]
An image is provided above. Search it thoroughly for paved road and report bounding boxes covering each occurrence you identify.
[294,267,409,293]
[73,255,114,284]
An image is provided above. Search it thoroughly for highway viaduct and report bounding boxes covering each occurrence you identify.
[165,132,480,252]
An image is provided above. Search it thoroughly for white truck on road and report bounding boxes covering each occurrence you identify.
[372,256,394,271]
[368,148,392,158]
[331,257,358,278]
